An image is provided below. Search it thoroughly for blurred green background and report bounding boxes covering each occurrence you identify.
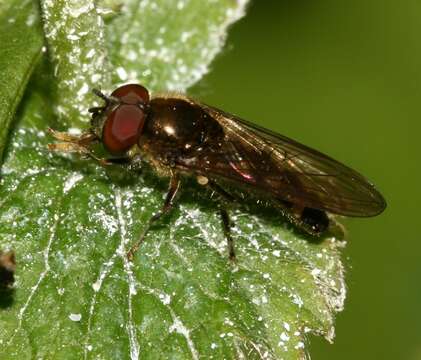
[191,0,420,359]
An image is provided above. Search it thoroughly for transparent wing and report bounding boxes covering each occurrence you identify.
[176,103,386,217]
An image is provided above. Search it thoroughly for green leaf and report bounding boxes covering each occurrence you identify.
[40,0,111,127]
[0,0,43,161]
[103,0,249,92]
[0,1,346,359]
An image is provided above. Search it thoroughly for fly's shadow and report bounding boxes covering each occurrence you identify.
[0,250,16,309]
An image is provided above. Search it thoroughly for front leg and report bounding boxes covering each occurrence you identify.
[48,128,132,167]
[127,171,181,260]
[47,127,101,159]
[47,128,97,146]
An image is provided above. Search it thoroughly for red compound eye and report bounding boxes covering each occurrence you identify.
[111,84,149,105]
[103,104,145,154]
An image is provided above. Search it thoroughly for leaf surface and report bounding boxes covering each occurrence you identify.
[0,0,43,160]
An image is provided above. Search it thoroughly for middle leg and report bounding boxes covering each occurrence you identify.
[219,208,236,261]
[127,171,181,260]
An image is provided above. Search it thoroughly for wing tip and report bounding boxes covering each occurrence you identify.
[371,191,387,216]
[358,187,387,217]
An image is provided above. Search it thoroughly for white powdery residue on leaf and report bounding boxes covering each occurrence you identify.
[224,317,234,326]
[319,257,347,343]
[84,242,123,359]
[333,266,347,312]
[108,0,249,92]
[25,12,37,27]
[168,308,199,360]
[67,2,94,18]
[86,48,95,58]
[177,205,226,256]
[176,0,186,11]
[91,280,101,292]
[304,242,346,342]
[116,66,128,81]
[294,341,305,350]
[159,292,171,305]
[173,0,248,90]
[69,313,82,322]
[77,83,90,96]
[291,293,304,308]
[0,207,21,223]
[280,332,290,342]
[67,33,80,41]
[63,172,84,193]
[4,167,48,191]
[6,198,61,346]
[170,242,190,265]
[272,250,281,257]
[311,268,322,278]
[89,202,118,236]
[114,188,140,360]
[41,0,111,125]
[252,212,347,345]
[326,246,347,313]
[180,30,194,43]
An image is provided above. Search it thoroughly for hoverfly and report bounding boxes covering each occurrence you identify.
[49,84,386,260]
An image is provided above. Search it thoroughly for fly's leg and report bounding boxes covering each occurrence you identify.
[206,180,237,261]
[127,171,181,260]
[48,141,111,166]
[219,208,236,261]
[47,127,98,145]
[47,128,134,167]
[47,127,105,160]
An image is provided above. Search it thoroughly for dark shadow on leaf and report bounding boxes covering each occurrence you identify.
[138,173,333,246]
[0,249,16,309]
[0,288,15,309]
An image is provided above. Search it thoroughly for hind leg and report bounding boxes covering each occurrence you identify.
[200,179,237,261]
[219,208,236,261]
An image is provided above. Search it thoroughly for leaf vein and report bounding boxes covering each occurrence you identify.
[6,190,61,346]
[115,188,140,360]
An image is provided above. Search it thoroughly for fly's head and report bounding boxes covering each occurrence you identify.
[48,84,151,168]
[89,84,151,158]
